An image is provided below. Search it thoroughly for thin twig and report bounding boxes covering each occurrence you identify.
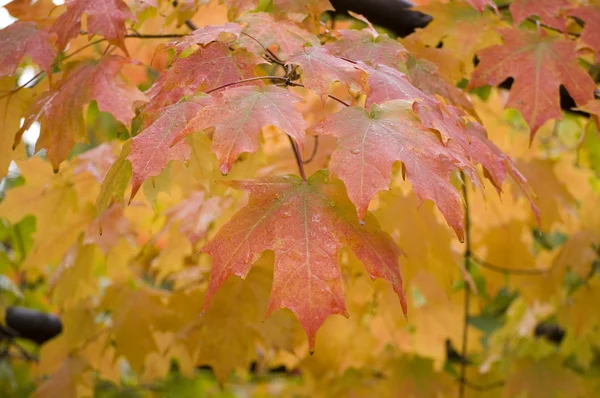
[81,31,187,39]
[205,76,289,94]
[302,136,319,164]
[527,17,580,38]
[459,175,471,398]
[471,254,550,275]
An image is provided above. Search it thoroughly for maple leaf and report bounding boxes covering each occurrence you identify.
[238,12,320,58]
[51,0,133,53]
[308,99,479,240]
[201,171,406,351]
[568,5,600,62]
[174,85,307,174]
[16,56,147,170]
[128,96,213,200]
[470,28,596,138]
[164,22,242,54]
[286,46,369,103]
[324,28,408,68]
[510,0,570,31]
[0,21,57,78]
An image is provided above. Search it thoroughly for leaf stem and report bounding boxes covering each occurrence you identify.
[288,136,306,181]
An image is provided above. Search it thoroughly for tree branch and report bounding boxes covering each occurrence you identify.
[204,76,289,94]
[458,175,472,398]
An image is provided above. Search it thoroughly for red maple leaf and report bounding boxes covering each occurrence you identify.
[16,56,147,170]
[469,27,595,138]
[128,96,213,200]
[308,100,478,241]
[202,171,406,351]
[568,5,600,62]
[510,0,570,31]
[173,85,307,174]
[51,0,133,53]
[286,46,369,102]
[0,21,57,78]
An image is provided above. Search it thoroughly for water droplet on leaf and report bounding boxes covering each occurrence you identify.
[351,148,360,154]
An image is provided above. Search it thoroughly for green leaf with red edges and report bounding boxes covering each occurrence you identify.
[16,56,147,171]
[174,85,306,174]
[324,28,407,68]
[201,170,406,352]
[469,27,595,139]
[127,96,213,200]
[51,0,133,53]
[286,46,369,103]
[238,12,320,58]
[568,5,600,63]
[0,21,57,78]
[145,42,266,116]
[510,0,570,31]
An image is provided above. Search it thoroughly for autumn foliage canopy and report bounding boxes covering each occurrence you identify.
[0,0,599,396]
